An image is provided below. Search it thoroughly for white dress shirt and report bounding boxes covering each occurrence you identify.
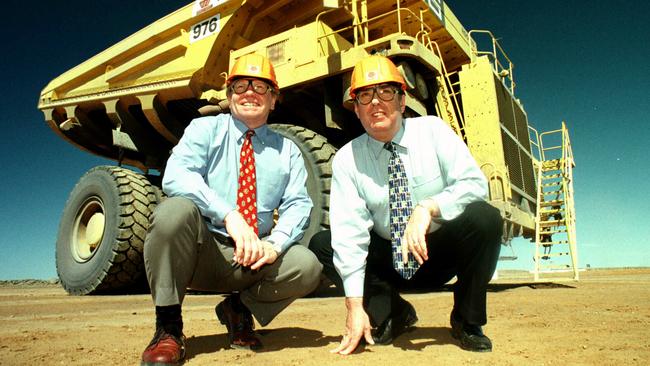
[330,115,488,296]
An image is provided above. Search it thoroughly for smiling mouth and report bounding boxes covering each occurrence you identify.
[242,102,260,107]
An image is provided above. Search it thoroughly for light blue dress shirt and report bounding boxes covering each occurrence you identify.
[162,114,313,253]
[330,116,488,296]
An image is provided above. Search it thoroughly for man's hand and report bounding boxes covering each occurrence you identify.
[250,241,279,270]
[331,297,374,355]
[403,200,440,265]
[224,210,262,266]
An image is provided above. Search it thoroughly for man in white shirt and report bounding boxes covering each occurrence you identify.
[309,56,502,354]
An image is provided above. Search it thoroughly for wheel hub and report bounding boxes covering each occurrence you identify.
[72,197,106,262]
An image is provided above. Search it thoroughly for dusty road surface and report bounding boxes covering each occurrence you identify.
[1,268,649,365]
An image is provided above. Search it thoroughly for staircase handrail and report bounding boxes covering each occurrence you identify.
[561,121,575,170]
[424,37,465,136]
[528,125,542,162]
[468,29,516,94]
[539,127,563,162]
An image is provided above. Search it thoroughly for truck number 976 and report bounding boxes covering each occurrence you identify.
[190,14,221,43]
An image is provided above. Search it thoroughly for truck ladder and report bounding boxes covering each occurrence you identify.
[417,29,465,139]
[531,122,579,281]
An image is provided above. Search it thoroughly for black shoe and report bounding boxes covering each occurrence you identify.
[450,314,492,352]
[216,295,263,350]
[371,302,418,345]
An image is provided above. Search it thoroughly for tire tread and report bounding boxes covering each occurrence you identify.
[57,166,160,295]
[269,124,336,229]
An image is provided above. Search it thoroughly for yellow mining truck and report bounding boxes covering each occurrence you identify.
[38,0,578,295]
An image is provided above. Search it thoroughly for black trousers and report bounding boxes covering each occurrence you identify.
[309,201,502,327]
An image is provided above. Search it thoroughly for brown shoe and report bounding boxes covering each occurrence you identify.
[141,328,186,366]
[215,295,263,350]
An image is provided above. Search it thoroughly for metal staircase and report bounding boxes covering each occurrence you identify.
[530,122,579,281]
[421,35,465,139]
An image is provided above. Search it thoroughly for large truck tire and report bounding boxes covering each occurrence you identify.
[56,166,160,295]
[269,124,336,246]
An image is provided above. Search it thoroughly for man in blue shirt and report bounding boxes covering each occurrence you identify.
[309,56,502,354]
[141,54,322,366]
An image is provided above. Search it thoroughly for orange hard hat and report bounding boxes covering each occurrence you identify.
[227,53,278,89]
[349,56,406,98]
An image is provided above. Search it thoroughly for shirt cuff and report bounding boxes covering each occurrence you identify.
[432,192,461,221]
[266,231,290,253]
[209,199,236,226]
[342,269,365,297]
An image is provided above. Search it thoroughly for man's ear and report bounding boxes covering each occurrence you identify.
[353,103,360,119]
[399,94,406,113]
[270,93,278,110]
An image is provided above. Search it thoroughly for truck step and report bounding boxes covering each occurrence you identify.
[540,200,564,207]
[542,190,563,196]
[542,173,564,179]
[540,240,569,246]
[539,207,564,213]
[539,229,568,236]
[539,219,566,227]
[542,159,562,167]
[538,252,570,260]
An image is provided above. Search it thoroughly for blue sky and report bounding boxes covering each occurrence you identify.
[1,1,648,280]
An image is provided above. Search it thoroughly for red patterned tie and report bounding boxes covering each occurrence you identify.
[237,130,258,235]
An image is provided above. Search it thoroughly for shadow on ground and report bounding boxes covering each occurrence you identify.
[184,325,459,359]
[392,326,458,351]
[487,282,576,292]
[308,280,576,299]
[184,327,339,360]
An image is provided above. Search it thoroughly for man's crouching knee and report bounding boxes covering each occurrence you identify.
[285,245,324,296]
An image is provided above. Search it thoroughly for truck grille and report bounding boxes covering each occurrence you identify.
[267,40,288,65]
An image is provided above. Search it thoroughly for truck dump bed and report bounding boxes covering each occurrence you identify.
[38,0,472,171]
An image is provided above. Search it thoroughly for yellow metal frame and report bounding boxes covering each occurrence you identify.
[35,1,579,276]
[468,29,516,94]
[532,121,579,281]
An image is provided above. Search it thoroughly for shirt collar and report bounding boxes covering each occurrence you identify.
[366,119,407,159]
[232,115,271,145]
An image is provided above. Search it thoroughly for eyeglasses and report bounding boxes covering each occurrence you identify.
[355,85,400,105]
[230,79,273,95]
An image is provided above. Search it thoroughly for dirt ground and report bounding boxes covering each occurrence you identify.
[1,268,649,366]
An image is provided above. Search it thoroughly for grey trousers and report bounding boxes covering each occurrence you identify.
[143,197,323,326]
